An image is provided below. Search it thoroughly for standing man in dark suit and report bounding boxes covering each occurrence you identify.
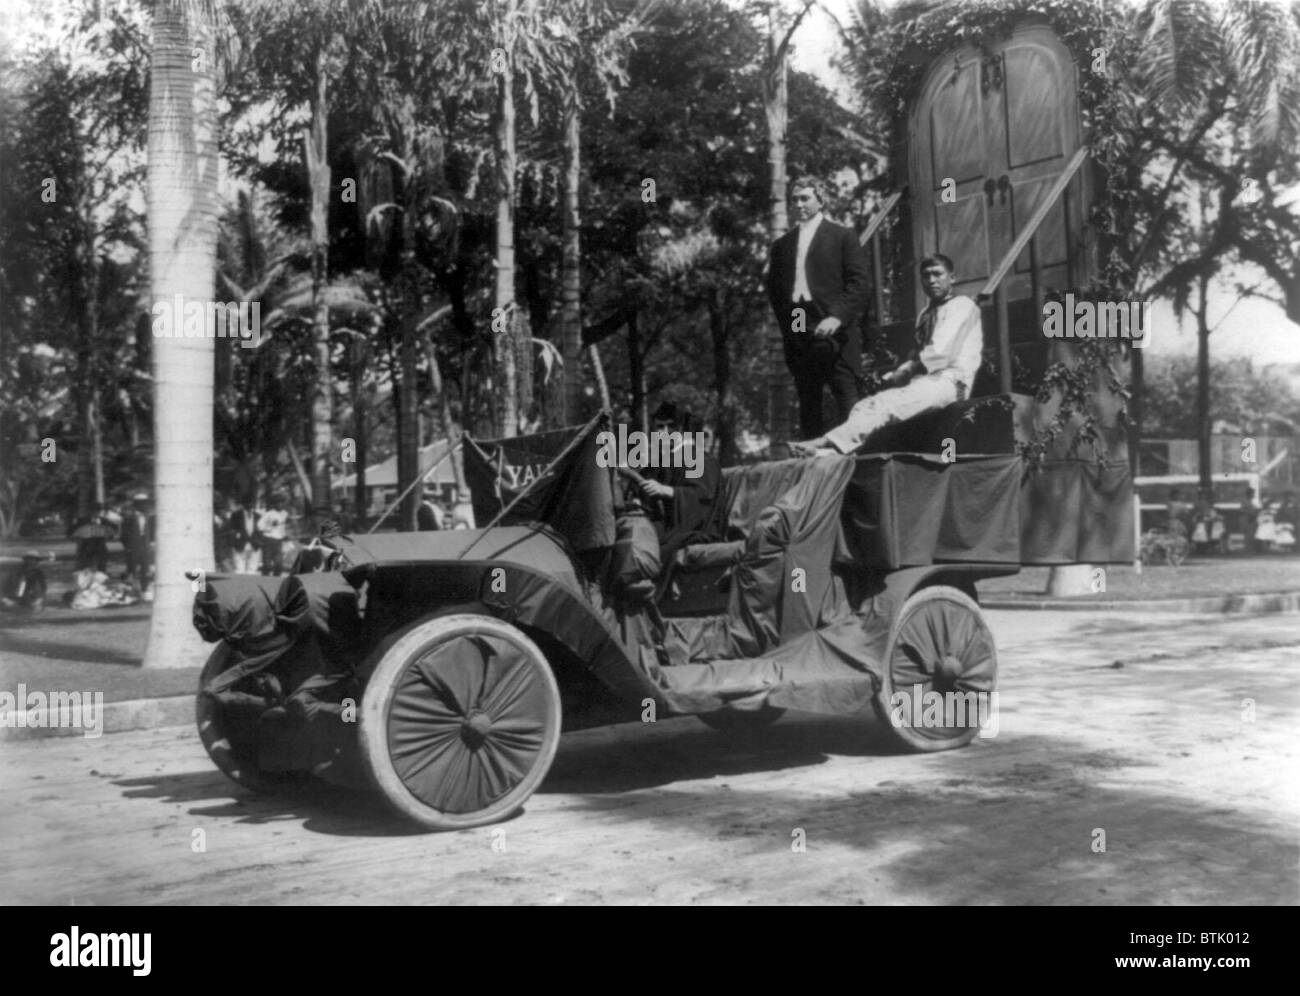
[226,497,262,574]
[120,493,152,583]
[766,176,871,439]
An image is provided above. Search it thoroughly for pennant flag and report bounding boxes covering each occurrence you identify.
[463,420,616,552]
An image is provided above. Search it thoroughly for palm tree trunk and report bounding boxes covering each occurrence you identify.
[142,0,219,669]
[709,290,737,465]
[398,305,420,530]
[1196,272,1212,497]
[425,334,470,501]
[628,310,646,430]
[1129,348,1143,476]
[764,3,794,442]
[765,11,789,241]
[588,342,610,410]
[306,57,333,526]
[352,335,368,525]
[495,16,519,438]
[560,94,584,424]
[84,243,106,506]
[89,385,105,505]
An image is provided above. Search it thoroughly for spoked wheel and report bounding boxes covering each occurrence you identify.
[196,644,311,794]
[871,585,997,752]
[358,614,562,831]
[698,705,785,735]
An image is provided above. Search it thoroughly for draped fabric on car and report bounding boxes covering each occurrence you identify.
[195,572,359,710]
[193,575,293,695]
[638,456,875,714]
[841,453,1023,568]
[463,421,617,552]
[1020,459,1134,563]
[633,454,1022,715]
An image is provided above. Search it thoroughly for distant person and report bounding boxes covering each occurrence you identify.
[1166,489,1192,537]
[1240,486,1262,553]
[791,254,982,455]
[72,504,116,573]
[450,493,475,530]
[213,497,232,571]
[1190,489,1225,552]
[257,496,289,576]
[330,504,353,535]
[766,175,871,438]
[119,493,153,582]
[227,498,262,574]
[418,494,444,531]
[1277,492,1299,534]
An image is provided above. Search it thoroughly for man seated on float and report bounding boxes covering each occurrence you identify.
[633,402,723,562]
[791,253,983,456]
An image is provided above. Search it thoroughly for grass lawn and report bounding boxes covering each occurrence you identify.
[2,540,1298,700]
[0,538,197,700]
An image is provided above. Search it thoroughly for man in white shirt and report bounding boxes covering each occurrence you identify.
[791,254,984,455]
[766,176,871,438]
[257,496,289,576]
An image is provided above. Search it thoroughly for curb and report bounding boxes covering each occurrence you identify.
[982,590,1300,613]
[0,694,194,742]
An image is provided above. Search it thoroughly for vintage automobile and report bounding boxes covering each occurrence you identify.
[192,413,1038,830]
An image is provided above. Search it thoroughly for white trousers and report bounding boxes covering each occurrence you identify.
[824,374,961,454]
[231,544,262,574]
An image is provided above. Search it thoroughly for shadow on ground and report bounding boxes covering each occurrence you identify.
[105,715,1298,904]
[554,728,1297,904]
[114,769,429,838]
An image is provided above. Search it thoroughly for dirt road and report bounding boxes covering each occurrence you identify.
[2,609,1297,905]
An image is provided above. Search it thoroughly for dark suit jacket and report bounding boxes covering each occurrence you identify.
[226,509,260,549]
[766,218,871,335]
[120,511,152,551]
[646,455,724,558]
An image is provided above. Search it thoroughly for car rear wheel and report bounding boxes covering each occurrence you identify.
[196,644,311,794]
[871,585,997,752]
[358,614,562,830]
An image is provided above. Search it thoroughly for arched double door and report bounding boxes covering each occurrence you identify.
[909,24,1089,311]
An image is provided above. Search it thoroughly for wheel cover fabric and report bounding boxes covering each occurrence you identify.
[889,597,995,739]
[388,633,551,814]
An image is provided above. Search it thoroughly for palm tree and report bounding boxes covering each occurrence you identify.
[1132,0,1300,494]
[491,0,524,438]
[553,0,642,425]
[760,0,816,441]
[484,0,590,436]
[142,0,221,669]
[236,0,360,528]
